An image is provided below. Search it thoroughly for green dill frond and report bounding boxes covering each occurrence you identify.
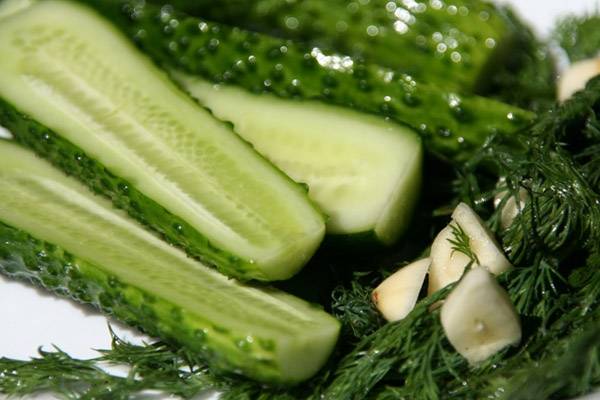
[0,327,227,400]
[457,77,600,268]
[553,12,600,63]
[321,287,456,400]
[331,272,385,342]
[448,222,480,267]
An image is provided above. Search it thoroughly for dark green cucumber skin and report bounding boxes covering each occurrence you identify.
[0,220,284,382]
[0,98,263,282]
[146,0,516,93]
[85,0,533,163]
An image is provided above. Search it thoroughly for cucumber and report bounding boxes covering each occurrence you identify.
[0,0,325,281]
[85,0,535,163]
[0,0,32,18]
[173,72,422,244]
[153,0,520,94]
[0,139,340,384]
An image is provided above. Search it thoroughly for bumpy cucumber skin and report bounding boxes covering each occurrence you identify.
[0,221,289,382]
[86,0,533,163]
[153,0,515,93]
[0,98,265,282]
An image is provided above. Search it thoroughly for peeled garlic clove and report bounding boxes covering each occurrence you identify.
[372,258,430,322]
[441,267,521,365]
[428,225,472,295]
[452,203,512,276]
[429,203,512,295]
[494,188,528,230]
[558,58,600,102]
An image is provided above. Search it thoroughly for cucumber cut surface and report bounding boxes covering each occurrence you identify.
[0,140,340,383]
[0,0,325,281]
[0,0,33,18]
[176,73,423,244]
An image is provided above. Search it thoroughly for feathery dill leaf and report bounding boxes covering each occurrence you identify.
[0,327,228,400]
[331,272,385,342]
[435,76,600,399]
[457,77,600,267]
[448,222,480,266]
[320,286,456,400]
[553,13,600,63]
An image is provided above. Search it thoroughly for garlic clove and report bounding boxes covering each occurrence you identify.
[372,257,430,322]
[428,225,472,295]
[441,267,521,364]
[451,203,512,276]
[558,58,600,102]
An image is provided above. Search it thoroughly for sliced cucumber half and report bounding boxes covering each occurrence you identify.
[175,73,423,245]
[0,0,325,281]
[0,140,340,383]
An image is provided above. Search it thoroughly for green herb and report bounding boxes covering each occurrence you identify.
[448,222,480,267]
[331,272,385,342]
[554,13,600,63]
[0,327,224,400]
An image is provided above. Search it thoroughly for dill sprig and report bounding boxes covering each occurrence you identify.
[457,77,600,267]
[331,272,385,342]
[448,222,480,266]
[320,286,456,400]
[553,12,600,63]
[0,328,226,400]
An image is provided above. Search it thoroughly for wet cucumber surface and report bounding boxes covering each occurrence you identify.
[85,0,534,164]
[155,0,518,93]
[0,0,325,281]
[0,140,340,384]
[176,73,423,244]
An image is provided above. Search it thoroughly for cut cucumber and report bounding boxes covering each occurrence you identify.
[85,0,535,164]
[0,140,340,383]
[0,0,325,281]
[175,73,422,244]
[0,0,33,18]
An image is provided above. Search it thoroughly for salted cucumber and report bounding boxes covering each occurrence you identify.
[0,0,325,281]
[153,0,522,94]
[86,0,534,164]
[174,73,422,244]
[0,139,340,383]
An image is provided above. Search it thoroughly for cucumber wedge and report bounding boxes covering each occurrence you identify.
[0,139,340,383]
[0,0,325,281]
[174,73,422,244]
[85,0,535,164]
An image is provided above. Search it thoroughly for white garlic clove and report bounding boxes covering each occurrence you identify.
[372,257,430,322]
[451,203,512,276]
[441,267,521,365]
[428,225,472,295]
[558,58,600,102]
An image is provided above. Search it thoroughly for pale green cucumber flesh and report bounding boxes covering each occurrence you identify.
[0,0,33,19]
[0,140,340,383]
[174,73,423,244]
[0,0,325,280]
